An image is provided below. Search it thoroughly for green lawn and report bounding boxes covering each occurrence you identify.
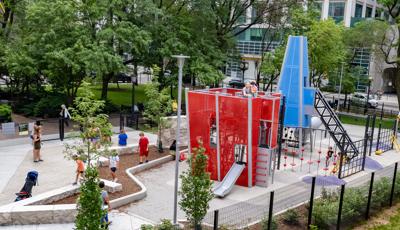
[339,114,395,129]
[90,83,184,106]
[90,83,147,106]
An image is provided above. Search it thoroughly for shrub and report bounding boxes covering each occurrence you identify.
[0,104,12,122]
[261,216,277,230]
[179,140,213,229]
[102,99,119,114]
[372,177,391,209]
[156,219,174,230]
[140,219,174,230]
[282,209,300,225]
[33,95,65,117]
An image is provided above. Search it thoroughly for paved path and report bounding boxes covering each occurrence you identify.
[0,211,154,230]
[1,123,399,229]
[0,129,157,205]
[121,161,188,222]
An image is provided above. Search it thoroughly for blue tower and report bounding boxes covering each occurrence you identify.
[277,36,315,128]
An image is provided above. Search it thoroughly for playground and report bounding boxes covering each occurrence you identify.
[1,36,400,229]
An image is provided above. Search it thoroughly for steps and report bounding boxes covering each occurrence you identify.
[314,89,360,161]
[255,148,270,187]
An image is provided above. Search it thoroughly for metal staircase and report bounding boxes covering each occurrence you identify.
[314,89,360,160]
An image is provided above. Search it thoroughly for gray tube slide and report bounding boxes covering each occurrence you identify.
[213,163,246,198]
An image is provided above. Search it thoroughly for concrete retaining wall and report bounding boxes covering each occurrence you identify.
[0,155,174,225]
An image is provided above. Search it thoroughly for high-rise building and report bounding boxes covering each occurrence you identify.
[227,1,394,93]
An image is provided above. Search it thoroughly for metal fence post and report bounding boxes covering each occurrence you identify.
[308,177,316,229]
[376,123,382,153]
[361,116,370,171]
[337,184,345,230]
[369,114,376,156]
[277,96,286,170]
[213,210,219,230]
[390,163,398,207]
[268,191,274,230]
[366,172,375,220]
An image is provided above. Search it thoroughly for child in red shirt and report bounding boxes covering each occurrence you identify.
[138,132,149,164]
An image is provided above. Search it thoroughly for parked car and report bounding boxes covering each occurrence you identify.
[350,93,379,108]
[228,79,244,88]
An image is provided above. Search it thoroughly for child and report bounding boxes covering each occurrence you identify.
[326,146,334,167]
[72,154,85,185]
[99,181,111,227]
[138,132,149,164]
[118,129,128,146]
[109,153,120,182]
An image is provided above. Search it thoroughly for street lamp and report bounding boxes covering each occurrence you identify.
[171,54,189,226]
[131,75,138,129]
[164,70,173,99]
[240,61,249,83]
[364,76,373,114]
[337,62,344,112]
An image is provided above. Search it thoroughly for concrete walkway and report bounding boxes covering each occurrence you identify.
[0,211,155,230]
[0,129,157,205]
[0,123,399,229]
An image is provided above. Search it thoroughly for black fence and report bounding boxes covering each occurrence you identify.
[338,139,368,179]
[201,162,400,230]
[335,100,398,119]
[118,103,186,131]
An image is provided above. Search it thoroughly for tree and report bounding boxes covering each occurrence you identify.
[63,82,115,229]
[260,45,285,91]
[179,139,213,230]
[143,65,173,150]
[306,19,346,87]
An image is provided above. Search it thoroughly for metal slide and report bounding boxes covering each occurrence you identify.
[213,163,246,198]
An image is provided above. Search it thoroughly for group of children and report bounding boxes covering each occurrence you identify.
[72,130,150,185]
[72,130,150,227]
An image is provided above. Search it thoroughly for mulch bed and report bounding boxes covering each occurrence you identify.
[50,146,170,205]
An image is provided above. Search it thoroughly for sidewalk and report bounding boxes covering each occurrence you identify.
[0,211,155,230]
[0,129,157,206]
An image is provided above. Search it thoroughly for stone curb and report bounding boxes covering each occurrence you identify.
[0,153,174,225]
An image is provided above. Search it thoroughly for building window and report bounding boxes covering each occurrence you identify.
[250,28,263,41]
[234,144,247,164]
[210,118,217,148]
[328,2,345,17]
[251,6,258,22]
[259,121,271,148]
[375,8,382,18]
[355,4,363,18]
[366,6,373,17]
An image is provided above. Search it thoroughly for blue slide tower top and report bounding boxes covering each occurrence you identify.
[277,36,315,128]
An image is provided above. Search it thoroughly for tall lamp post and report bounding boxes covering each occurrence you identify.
[171,54,190,225]
[240,61,249,83]
[337,62,344,112]
[131,74,138,129]
[164,70,173,99]
[364,76,373,114]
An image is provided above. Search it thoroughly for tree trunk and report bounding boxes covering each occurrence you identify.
[101,73,113,100]
[395,69,400,110]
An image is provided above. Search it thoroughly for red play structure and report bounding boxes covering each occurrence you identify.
[187,88,280,194]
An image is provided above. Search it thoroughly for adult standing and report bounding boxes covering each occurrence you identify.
[138,132,149,164]
[60,104,71,127]
[32,126,42,162]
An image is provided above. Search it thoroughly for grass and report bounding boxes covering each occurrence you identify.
[90,83,184,106]
[90,83,147,106]
[339,114,395,129]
